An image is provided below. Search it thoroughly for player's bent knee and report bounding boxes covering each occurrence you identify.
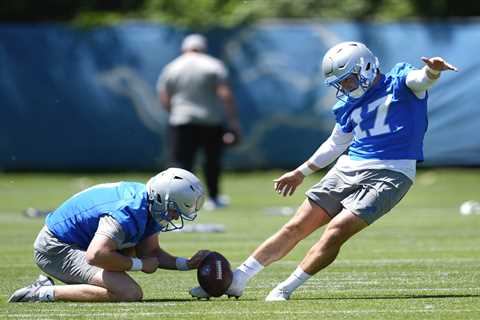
[115,285,143,302]
[321,227,347,248]
[109,281,143,302]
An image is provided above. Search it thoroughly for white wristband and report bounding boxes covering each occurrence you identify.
[426,66,441,75]
[130,258,143,271]
[176,257,190,271]
[298,163,314,177]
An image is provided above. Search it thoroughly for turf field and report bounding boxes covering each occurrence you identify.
[1,169,479,319]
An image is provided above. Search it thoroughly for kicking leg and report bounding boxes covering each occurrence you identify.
[190,199,331,299]
[300,209,368,274]
[230,200,331,297]
[266,209,368,301]
[252,199,331,266]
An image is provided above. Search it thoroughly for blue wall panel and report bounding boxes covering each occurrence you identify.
[0,22,478,170]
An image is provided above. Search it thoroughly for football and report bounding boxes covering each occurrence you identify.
[197,251,233,297]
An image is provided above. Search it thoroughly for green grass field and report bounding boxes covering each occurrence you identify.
[1,169,479,319]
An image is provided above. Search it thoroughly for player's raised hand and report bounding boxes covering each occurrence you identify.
[421,56,458,72]
[273,170,304,197]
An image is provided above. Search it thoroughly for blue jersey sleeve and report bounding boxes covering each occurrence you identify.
[332,100,354,133]
[108,210,140,243]
[388,62,415,88]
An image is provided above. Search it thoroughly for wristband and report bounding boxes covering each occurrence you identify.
[176,257,190,271]
[130,258,143,271]
[298,163,314,177]
[426,66,441,75]
[426,66,440,80]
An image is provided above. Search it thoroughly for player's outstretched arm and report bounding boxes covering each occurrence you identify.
[273,125,352,197]
[421,56,458,79]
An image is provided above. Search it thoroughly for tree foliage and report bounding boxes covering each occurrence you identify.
[1,0,480,29]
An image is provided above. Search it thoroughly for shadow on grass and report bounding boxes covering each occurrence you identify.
[301,293,480,301]
[142,298,194,303]
[143,293,480,303]
[143,297,257,303]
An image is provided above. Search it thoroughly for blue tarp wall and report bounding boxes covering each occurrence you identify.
[1,22,479,171]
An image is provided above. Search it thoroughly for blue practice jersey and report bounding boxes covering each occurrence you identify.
[46,182,162,250]
[332,62,428,161]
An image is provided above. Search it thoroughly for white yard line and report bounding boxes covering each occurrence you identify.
[4,308,480,318]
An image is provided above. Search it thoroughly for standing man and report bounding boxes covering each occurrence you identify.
[157,34,242,210]
[190,41,458,301]
[9,168,209,302]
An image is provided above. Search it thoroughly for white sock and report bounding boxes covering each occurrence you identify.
[38,286,55,302]
[277,266,311,293]
[236,256,264,283]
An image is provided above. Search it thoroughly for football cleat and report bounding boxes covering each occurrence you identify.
[8,275,54,303]
[189,284,243,300]
[265,287,291,302]
[190,269,246,300]
[189,286,211,300]
[224,270,245,299]
[190,273,245,299]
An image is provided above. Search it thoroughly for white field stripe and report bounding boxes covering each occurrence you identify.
[4,308,480,318]
[247,283,480,291]
[299,286,480,292]
[261,257,480,266]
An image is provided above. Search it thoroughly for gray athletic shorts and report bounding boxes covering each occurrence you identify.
[33,216,138,284]
[306,167,412,224]
[33,226,102,284]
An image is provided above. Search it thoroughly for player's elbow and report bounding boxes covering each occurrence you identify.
[85,248,104,266]
[85,250,97,265]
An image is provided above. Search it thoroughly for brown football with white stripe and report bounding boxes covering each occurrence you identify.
[197,251,233,297]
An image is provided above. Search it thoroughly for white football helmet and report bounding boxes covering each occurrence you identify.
[146,168,205,232]
[322,41,379,100]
